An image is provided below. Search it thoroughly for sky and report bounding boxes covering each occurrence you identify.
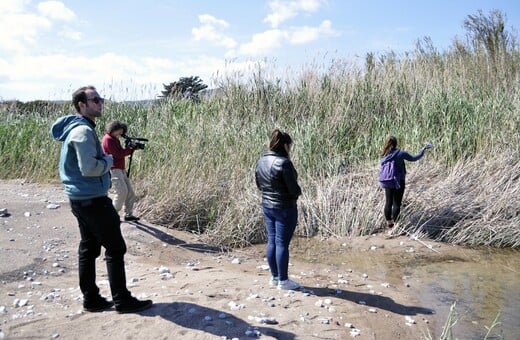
[1,0,519,102]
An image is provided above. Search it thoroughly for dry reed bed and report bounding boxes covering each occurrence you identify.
[137,151,519,249]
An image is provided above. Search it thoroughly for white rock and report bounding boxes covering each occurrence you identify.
[158,266,170,274]
[46,204,60,210]
[0,306,7,313]
[24,212,31,217]
[405,315,416,325]
[256,265,270,271]
[381,282,390,288]
[323,298,332,305]
[350,328,361,337]
[368,308,377,313]
[231,258,241,264]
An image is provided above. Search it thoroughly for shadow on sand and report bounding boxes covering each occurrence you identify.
[302,286,435,316]
[125,220,229,254]
[142,301,295,339]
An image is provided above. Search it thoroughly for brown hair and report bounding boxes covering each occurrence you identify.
[72,85,96,112]
[105,120,128,135]
[381,135,397,157]
[269,129,292,155]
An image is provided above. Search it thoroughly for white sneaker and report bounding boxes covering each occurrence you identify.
[277,279,301,290]
[269,277,279,286]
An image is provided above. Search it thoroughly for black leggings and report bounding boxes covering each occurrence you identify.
[384,183,405,221]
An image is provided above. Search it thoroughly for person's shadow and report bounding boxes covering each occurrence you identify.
[141,302,295,339]
[126,220,229,254]
[301,286,434,316]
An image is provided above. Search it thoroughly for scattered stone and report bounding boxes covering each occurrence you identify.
[228,301,245,311]
[0,208,8,217]
[245,328,261,337]
[405,315,416,326]
[0,306,7,313]
[350,328,361,337]
[368,308,377,313]
[381,282,390,288]
[158,266,170,274]
[256,264,269,271]
[318,317,332,324]
[345,322,354,328]
[248,315,278,325]
[362,273,368,279]
[231,258,241,264]
[24,212,31,217]
[46,204,60,210]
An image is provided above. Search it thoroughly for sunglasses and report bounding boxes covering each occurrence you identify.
[86,97,105,104]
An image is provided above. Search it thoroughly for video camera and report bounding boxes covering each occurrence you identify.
[122,134,149,150]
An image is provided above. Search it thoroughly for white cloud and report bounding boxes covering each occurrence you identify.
[38,1,76,21]
[0,12,52,52]
[58,28,83,41]
[238,29,286,56]
[264,0,325,28]
[236,20,337,56]
[192,14,237,49]
[0,0,78,53]
[0,52,234,101]
[287,20,337,44]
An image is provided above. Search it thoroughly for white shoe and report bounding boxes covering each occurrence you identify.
[277,279,301,290]
[269,277,279,286]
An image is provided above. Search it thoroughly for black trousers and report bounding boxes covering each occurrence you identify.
[70,196,131,304]
[384,182,406,221]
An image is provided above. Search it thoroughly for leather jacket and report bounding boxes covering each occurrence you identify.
[255,151,301,208]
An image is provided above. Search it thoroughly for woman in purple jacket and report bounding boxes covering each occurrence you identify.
[380,136,432,229]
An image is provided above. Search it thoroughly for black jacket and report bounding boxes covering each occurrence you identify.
[255,151,301,208]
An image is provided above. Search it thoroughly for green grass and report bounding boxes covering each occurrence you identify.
[1,31,519,248]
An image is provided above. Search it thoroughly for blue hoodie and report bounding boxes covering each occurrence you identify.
[51,114,113,200]
[380,147,425,183]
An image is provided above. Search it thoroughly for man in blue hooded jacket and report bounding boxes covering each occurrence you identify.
[51,85,152,313]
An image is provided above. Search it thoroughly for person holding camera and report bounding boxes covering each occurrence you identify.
[50,86,152,313]
[101,120,140,222]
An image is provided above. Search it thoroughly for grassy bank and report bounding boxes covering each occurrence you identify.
[1,14,519,248]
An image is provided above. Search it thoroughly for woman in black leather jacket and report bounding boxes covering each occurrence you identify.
[255,129,302,290]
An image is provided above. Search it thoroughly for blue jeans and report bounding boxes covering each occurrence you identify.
[263,206,298,281]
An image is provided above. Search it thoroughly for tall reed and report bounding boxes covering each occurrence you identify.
[1,20,518,248]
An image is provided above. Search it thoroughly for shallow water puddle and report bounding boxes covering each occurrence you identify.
[287,236,519,339]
